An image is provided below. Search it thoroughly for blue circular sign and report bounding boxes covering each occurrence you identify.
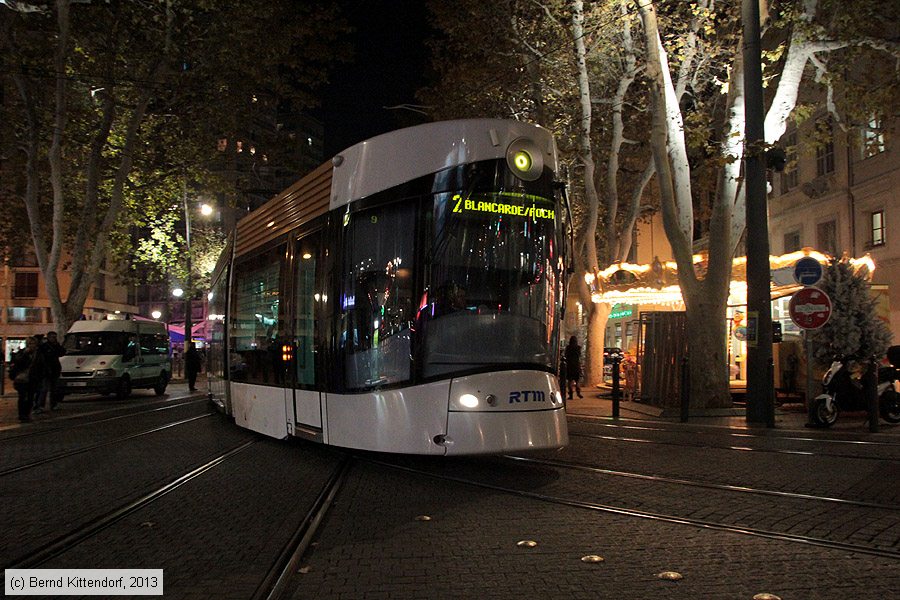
[793,256,823,286]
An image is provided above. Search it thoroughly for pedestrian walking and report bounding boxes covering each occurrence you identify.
[184,342,203,392]
[564,335,583,400]
[37,330,66,411]
[9,336,40,422]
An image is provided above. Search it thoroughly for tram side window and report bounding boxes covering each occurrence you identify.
[230,243,287,385]
[208,269,229,382]
[341,203,415,389]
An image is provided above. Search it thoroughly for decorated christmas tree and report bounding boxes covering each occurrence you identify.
[806,258,893,367]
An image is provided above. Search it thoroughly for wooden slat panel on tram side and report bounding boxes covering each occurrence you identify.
[235,160,333,257]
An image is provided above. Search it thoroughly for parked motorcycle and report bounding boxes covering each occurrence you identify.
[810,345,900,427]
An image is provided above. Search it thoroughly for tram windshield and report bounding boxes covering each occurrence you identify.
[419,190,563,378]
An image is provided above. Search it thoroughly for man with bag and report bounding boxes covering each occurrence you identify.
[9,336,40,423]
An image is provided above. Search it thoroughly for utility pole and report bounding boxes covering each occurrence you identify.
[743,0,775,426]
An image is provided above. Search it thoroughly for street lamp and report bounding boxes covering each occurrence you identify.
[151,310,162,320]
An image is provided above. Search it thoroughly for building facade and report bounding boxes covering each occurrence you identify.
[0,256,137,362]
[768,115,898,337]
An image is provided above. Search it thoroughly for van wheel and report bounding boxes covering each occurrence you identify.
[154,373,169,396]
[116,376,132,400]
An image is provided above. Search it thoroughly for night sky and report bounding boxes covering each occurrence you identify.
[314,1,433,157]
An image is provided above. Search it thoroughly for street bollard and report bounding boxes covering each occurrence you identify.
[680,356,690,423]
[865,359,879,433]
[611,357,621,420]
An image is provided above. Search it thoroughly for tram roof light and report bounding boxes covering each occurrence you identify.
[513,150,532,172]
[506,137,543,181]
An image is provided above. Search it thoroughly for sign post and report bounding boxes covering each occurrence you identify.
[789,285,832,425]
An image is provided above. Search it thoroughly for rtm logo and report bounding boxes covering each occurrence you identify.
[508,391,546,403]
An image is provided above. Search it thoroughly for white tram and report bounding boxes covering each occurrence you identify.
[207,119,569,454]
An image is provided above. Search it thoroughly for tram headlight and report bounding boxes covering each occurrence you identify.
[506,137,543,181]
[459,393,480,408]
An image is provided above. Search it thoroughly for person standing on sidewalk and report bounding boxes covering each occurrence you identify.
[9,336,40,422]
[564,336,583,400]
[37,331,66,411]
[184,342,203,392]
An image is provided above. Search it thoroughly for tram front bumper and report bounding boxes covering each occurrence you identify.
[442,406,568,455]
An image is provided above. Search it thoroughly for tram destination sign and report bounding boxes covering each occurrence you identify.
[788,286,832,330]
[451,192,556,221]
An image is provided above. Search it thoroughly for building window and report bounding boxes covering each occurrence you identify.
[92,274,106,301]
[816,121,835,176]
[871,210,885,247]
[816,220,837,257]
[13,272,39,298]
[780,129,799,193]
[861,114,885,159]
[7,307,45,323]
[784,230,802,253]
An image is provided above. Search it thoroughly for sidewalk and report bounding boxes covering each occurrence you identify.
[566,385,900,437]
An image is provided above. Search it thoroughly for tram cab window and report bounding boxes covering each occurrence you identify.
[340,204,415,390]
[230,243,287,385]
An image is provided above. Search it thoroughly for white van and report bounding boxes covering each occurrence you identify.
[59,319,172,399]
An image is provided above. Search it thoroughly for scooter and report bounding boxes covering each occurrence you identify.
[810,345,900,427]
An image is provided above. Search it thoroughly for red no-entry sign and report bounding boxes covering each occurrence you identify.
[789,286,832,330]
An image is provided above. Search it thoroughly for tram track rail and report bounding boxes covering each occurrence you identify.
[4,439,258,570]
[503,455,900,511]
[253,455,353,600]
[568,428,900,461]
[0,396,209,442]
[571,415,900,447]
[0,412,216,477]
[365,456,900,561]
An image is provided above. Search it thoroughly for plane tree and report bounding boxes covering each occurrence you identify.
[634,0,899,405]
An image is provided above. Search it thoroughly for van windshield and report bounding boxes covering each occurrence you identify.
[64,332,128,355]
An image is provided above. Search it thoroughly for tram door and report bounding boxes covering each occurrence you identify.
[291,231,324,432]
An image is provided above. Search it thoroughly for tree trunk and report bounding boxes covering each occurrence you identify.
[571,0,606,385]
[684,281,731,407]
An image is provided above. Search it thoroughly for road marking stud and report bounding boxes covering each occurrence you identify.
[516,540,538,548]
[657,571,683,581]
[581,555,605,563]
[753,594,781,600]
[297,566,311,574]
[415,515,432,521]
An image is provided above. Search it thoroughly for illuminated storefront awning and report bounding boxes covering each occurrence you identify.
[588,249,876,307]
